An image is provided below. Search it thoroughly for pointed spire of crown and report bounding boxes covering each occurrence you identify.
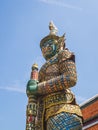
[49,21,58,35]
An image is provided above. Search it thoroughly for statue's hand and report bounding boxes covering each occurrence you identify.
[26,79,38,96]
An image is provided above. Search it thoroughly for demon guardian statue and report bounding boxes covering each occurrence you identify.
[26,22,83,130]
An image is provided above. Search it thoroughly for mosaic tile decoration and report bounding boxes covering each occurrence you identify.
[46,112,82,130]
[26,22,83,130]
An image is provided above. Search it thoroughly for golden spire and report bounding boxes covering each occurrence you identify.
[49,21,58,35]
[32,63,38,70]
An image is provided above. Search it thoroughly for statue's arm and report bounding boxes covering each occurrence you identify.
[38,50,77,95]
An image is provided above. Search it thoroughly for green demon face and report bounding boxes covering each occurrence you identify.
[41,39,57,60]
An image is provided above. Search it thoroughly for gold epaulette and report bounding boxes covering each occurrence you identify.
[58,49,73,63]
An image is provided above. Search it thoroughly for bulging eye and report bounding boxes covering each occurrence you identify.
[46,44,49,47]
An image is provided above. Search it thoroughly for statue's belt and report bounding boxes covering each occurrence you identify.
[43,91,74,109]
[41,92,82,121]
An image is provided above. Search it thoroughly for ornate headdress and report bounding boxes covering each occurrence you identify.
[40,21,66,51]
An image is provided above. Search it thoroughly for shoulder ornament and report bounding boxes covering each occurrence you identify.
[58,49,74,63]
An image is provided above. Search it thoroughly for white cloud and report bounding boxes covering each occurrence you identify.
[0,86,25,93]
[76,95,87,104]
[40,0,82,11]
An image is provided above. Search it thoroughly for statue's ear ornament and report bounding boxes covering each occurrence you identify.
[58,33,66,50]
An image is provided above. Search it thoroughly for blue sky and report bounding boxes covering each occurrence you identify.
[0,0,98,129]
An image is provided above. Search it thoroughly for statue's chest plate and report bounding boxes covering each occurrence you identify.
[45,57,59,80]
[46,63,59,75]
[39,55,60,81]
